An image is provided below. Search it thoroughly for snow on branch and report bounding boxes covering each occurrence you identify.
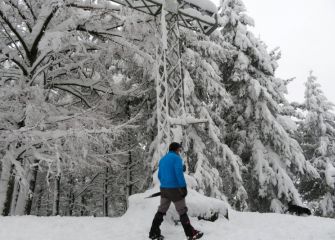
[0,8,30,58]
[6,0,33,32]
[53,85,92,108]
[179,8,216,25]
[111,37,155,63]
[326,163,335,188]
[1,51,28,76]
[183,0,217,13]
[52,79,112,94]
[169,116,207,126]
[22,0,37,21]
[29,4,59,61]
[76,25,123,38]
[67,1,121,12]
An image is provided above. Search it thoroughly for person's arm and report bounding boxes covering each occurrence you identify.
[174,155,186,187]
[158,163,161,182]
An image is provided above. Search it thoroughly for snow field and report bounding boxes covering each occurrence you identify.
[1,209,335,240]
[0,189,335,240]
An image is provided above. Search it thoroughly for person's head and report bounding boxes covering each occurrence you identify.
[169,142,182,154]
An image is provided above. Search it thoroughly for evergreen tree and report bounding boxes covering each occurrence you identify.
[218,0,318,212]
[180,27,247,207]
[298,72,335,217]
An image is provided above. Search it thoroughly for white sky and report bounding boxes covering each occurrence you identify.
[211,0,335,104]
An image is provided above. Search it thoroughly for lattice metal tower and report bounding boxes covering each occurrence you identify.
[109,0,218,168]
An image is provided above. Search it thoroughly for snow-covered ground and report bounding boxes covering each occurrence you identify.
[1,189,335,240]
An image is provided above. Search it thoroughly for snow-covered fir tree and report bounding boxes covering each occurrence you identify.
[218,0,318,212]
[298,72,335,217]
[180,27,247,208]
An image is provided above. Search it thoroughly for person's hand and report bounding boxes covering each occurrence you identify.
[179,187,187,198]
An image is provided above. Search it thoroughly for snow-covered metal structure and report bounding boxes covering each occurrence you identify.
[109,0,218,35]
[109,0,218,166]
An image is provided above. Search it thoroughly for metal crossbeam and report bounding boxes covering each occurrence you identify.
[110,0,162,15]
[109,0,218,35]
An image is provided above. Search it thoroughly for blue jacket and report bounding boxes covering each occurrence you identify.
[158,151,186,188]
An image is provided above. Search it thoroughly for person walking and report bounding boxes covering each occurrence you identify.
[149,142,203,240]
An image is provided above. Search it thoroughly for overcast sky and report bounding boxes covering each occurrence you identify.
[212,0,335,104]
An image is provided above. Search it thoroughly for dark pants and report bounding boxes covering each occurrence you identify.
[158,187,188,215]
[158,196,188,215]
[149,188,195,238]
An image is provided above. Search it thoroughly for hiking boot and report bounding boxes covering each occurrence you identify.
[187,230,203,240]
[149,212,164,239]
[149,232,164,240]
[180,213,202,239]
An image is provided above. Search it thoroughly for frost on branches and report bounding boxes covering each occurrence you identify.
[180,29,247,209]
[0,0,332,218]
[0,0,151,216]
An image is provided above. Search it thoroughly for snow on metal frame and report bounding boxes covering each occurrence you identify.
[108,0,162,16]
[182,0,217,13]
[179,8,215,24]
[113,0,217,13]
[108,0,218,34]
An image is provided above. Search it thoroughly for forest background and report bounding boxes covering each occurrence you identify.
[0,0,334,219]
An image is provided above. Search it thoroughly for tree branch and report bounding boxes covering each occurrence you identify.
[30,5,59,63]
[0,21,26,61]
[22,0,36,21]
[7,0,32,32]
[52,79,112,94]
[3,52,28,75]
[53,85,92,108]
[30,50,52,75]
[0,9,30,60]
[67,2,120,12]
[76,25,123,38]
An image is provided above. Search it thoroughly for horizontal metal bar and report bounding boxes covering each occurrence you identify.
[108,0,218,34]
[109,0,161,16]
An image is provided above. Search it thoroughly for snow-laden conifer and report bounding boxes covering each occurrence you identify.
[298,72,335,217]
[218,0,318,212]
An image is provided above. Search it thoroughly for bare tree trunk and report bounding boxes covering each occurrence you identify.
[46,189,52,216]
[126,151,133,205]
[103,167,109,217]
[9,178,21,215]
[2,165,15,216]
[25,160,39,215]
[68,176,75,216]
[36,188,43,216]
[125,101,133,209]
[52,174,61,215]
[0,158,12,214]
[0,161,2,181]
[80,177,86,216]
[8,146,30,216]
[69,193,75,216]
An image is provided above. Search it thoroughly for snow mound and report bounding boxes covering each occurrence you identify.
[125,187,229,222]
